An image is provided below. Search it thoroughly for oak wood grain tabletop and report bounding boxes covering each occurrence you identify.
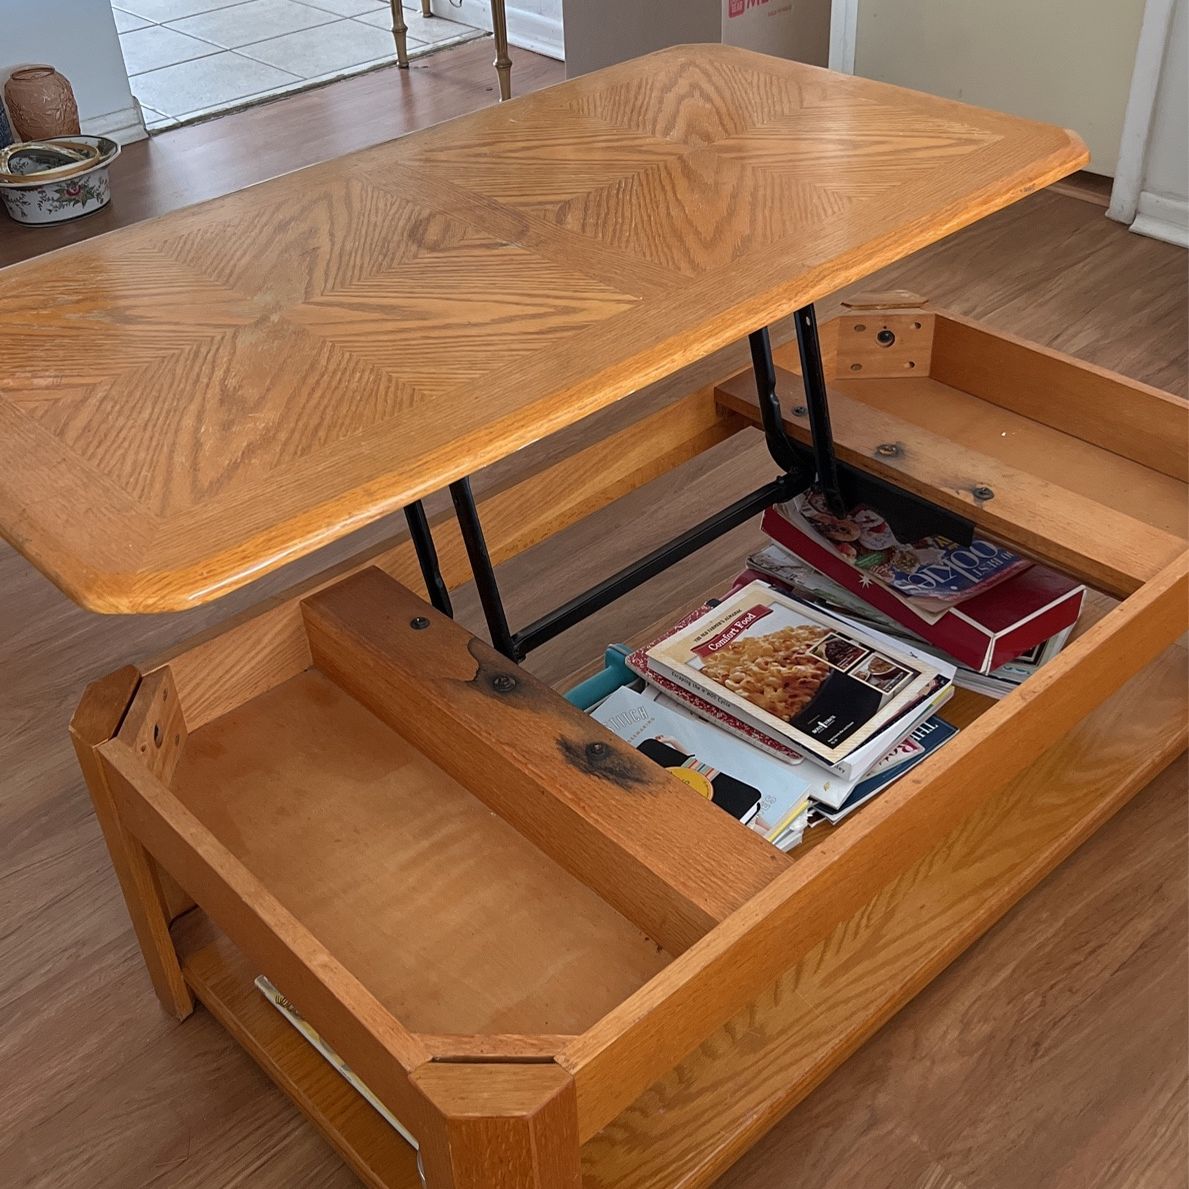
[0,45,1086,612]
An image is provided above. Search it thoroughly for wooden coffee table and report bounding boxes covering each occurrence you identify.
[1,46,1184,1189]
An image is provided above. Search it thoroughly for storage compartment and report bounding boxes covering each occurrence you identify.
[100,566,787,1059]
[161,586,1187,1189]
[171,669,672,1037]
[716,303,1187,598]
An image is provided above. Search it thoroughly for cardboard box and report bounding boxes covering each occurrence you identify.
[723,0,829,64]
[564,0,829,78]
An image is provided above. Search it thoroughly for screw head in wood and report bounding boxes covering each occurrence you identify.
[876,443,900,458]
[793,404,808,416]
[409,615,430,630]
[492,673,517,692]
[586,741,609,759]
[973,485,995,501]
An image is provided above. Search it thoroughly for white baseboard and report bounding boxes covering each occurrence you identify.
[432,1,564,60]
[83,102,147,145]
[1129,189,1189,248]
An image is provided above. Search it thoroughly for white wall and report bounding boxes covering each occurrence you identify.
[436,0,563,61]
[852,0,1147,174]
[1134,0,1188,243]
[1,0,144,142]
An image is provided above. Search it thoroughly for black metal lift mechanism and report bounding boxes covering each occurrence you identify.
[403,304,975,660]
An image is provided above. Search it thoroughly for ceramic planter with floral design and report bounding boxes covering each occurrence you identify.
[0,135,120,225]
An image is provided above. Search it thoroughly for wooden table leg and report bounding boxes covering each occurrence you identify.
[490,0,512,100]
[412,1064,580,1188]
[70,668,194,1021]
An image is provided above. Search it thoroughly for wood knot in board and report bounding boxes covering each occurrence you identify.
[557,736,652,788]
[465,638,533,701]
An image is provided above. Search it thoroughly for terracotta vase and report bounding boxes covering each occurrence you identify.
[4,67,80,141]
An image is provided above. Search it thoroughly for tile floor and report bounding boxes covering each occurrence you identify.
[112,0,483,129]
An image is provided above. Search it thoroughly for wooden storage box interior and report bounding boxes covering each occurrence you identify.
[718,305,1188,595]
[88,307,1187,1189]
[168,665,673,1037]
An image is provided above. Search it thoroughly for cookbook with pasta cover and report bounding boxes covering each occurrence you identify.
[646,580,945,773]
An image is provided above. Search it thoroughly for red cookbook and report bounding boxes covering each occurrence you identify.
[762,504,1084,674]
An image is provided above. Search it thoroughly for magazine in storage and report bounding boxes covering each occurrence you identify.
[644,580,949,775]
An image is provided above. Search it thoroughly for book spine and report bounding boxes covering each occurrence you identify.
[982,587,1086,670]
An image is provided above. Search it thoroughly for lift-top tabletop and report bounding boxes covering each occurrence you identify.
[0,45,1086,611]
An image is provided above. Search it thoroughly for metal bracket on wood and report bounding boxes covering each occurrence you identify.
[425,303,975,659]
[404,501,453,617]
[753,304,977,546]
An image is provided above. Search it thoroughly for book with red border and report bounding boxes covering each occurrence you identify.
[762,505,1084,673]
[626,594,954,782]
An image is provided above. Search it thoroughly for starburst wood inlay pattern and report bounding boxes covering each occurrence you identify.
[0,46,1086,612]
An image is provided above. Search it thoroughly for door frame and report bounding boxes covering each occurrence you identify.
[828,0,858,71]
[1108,0,1180,228]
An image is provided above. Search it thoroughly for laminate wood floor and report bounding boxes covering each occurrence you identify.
[0,39,1185,1189]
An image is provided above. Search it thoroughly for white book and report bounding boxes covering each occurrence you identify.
[603,682,952,816]
[646,581,953,780]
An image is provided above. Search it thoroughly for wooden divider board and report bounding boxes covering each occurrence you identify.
[301,567,788,956]
[715,370,1185,597]
[773,320,1189,536]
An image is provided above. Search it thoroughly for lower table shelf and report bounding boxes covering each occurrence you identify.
[184,932,425,1189]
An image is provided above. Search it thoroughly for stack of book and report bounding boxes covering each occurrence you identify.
[588,487,1084,849]
[592,577,961,851]
[744,545,1073,698]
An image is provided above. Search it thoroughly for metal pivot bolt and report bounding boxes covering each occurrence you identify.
[491,673,517,693]
[973,485,995,501]
[876,443,901,458]
[410,616,430,630]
